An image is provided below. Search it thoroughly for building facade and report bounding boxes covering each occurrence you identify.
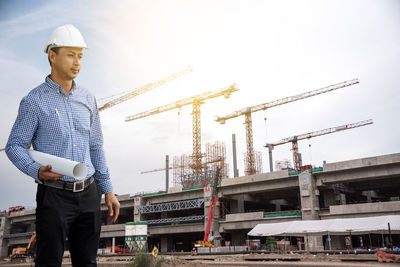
[1,153,399,256]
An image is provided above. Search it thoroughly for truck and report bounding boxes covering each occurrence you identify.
[11,232,36,260]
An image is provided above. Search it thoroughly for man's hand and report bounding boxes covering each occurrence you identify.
[38,165,63,181]
[105,192,120,223]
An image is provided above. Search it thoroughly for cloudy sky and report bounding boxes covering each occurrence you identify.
[0,0,399,211]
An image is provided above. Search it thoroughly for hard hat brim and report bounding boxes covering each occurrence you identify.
[44,44,89,54]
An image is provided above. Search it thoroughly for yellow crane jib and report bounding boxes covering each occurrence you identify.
[125,83,238,174]
[214,79,359,176]
[124,84,238,122]
[215,79,359,124]
[98,67,192,111]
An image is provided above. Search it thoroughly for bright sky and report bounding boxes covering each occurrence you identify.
[0,0,399,210]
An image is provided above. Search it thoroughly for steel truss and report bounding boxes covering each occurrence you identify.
[147,215,204,225]
[3,232,34,239]
[138,198,204,214]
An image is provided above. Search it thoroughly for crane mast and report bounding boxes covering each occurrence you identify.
[215,79,359,175]
[266,119,373,171]
[126,84,239,173]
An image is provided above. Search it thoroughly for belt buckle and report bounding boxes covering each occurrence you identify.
[73,181,85,192]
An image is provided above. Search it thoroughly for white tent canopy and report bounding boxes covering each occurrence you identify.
[248,215,400,236]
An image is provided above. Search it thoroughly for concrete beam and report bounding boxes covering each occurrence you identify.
[220,178,298,196]
[7,237,30,246]
[323,153,400,172]
[142,190,204,204]
[221,170,290,188]
[100,224,125,238]
[316,164,400,185]
[329,201,400,216]
[101,195,135,211]
[8,210,36,224]
[219,216,301,232]
[148,223,203,235]
[225,212,264,222]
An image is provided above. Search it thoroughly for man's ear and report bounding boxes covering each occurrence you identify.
[49,50,56,65]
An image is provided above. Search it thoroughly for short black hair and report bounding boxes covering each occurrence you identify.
[48,47,61,66]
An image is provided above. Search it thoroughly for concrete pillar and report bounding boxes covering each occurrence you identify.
[364,190,373,203]
[330,235,345,250]
[323,190,336,208]
[212,200,221,247]
[232,134,239,177]
[165,155,169,192]
[339,193,346,205]
[160,236,174,252]
[133,196,145,222]
[306,235,324,251]
[299,171,323,250]
[27,223,35,232]
[112,237,115,254]
[0,216,10,257]
[230,195,245,213]
[203,186,221,246]
[270,199,286,212]
[161,236,168,253]
[231,231,245,246]
[298,171,320,220]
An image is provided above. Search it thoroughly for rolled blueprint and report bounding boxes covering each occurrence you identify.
[28,150,87,180]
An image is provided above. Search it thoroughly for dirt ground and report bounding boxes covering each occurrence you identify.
[1,253,399,267]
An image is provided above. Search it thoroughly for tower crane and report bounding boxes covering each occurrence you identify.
[265,119,373,171]
[215,79,359,176]
[98,67,192,111]
[0,68,192,152]
[125,84,239,173]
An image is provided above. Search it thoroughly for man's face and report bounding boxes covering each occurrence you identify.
[49,47,83,80]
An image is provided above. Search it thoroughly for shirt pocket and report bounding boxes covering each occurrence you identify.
[39,108,67,139]
[74,107,91,133]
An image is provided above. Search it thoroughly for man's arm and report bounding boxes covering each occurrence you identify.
[6,98,43,182]
[89,97,120,222]
[7,98,68,182]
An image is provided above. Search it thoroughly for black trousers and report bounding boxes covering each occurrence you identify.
[35,181,101,267]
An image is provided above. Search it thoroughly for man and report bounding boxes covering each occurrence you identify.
[6,24,120,267]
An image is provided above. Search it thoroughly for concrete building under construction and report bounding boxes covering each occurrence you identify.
[1,152,400,256]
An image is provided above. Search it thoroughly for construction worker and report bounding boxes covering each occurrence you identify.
[5,24,120,267]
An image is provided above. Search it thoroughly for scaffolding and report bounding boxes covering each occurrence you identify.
[244,151,263,176]
[205,141,229,182]
[173,154,192,187]
[147,215,204,225]
[138,199,204,214]
[173,141,229,188]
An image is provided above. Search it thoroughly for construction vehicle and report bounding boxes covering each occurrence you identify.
[376,249,400,263]
[195,166,222,248]
[105,245,130,255]
[215,79,359,175]
[265,119,373,171]
[11,232,36,260]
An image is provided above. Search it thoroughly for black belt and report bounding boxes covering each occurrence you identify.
[42,177,94,192]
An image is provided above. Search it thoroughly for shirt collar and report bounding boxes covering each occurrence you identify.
[45,75,77,95]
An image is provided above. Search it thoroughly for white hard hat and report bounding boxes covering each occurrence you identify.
[44,24,88,53]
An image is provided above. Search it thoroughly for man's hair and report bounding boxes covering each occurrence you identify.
[48,47,61,66]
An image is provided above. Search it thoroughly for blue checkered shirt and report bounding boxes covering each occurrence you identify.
[6,76,113,194]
